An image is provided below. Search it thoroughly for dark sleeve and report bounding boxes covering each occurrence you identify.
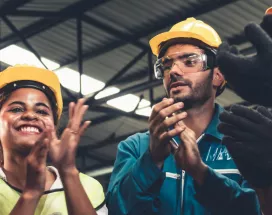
[194,167,261,215]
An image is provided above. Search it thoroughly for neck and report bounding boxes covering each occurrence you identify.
[1,150,54,191]
[2,151,28,188]
[182,97,215,138]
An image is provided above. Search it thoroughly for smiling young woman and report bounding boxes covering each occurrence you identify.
[0,65,107,215]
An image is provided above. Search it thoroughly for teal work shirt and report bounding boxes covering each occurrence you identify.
[106,104,261,215]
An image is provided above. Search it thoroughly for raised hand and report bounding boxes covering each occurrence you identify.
[148,98,187,167]
[217,23,272,105]
[24,132,50,197]
[218,105,272,188]
[49,98,90,175]
[171,124,207,185]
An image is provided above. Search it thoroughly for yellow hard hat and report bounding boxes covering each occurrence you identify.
[0,65,63,121]
[149,17,222,57]
[265,7,272,15]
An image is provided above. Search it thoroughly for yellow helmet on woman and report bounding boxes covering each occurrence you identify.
[0,65,63,122]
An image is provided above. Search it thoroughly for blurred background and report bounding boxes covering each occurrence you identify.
[0,0,270,191]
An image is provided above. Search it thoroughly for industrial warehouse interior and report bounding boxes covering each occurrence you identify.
[0,0,270,191]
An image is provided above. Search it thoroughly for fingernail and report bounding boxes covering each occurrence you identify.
[178,120,185,126]
[177,102,183,108]
[169,98,174,103]
[181,112,187,117]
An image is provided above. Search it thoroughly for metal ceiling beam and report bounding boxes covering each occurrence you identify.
[87,106,148,126]
[88,79,162,106]
[5,10,150,52]
[86,151,114,165]
[56,0,240,68]
[62,99,148,126]
[113,68,148,85]
[1,16,48,69]
[6,10,73,18]
[81,14,149,50]
[78,129,147,152]
[77,16,83,98]
[89,115,118,127]
[88,49,148,100]
[0,0,112,49]
[1,15,77,100]
[64,78,161,111]
[0,0,32,15]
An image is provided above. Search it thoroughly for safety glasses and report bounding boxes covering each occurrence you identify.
[154,52,210,79]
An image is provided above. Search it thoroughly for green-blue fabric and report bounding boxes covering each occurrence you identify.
[106,104,261,215]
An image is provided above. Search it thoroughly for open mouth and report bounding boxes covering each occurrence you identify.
[16,125,43,134]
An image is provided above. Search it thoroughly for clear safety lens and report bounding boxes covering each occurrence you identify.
[154,52,209,79]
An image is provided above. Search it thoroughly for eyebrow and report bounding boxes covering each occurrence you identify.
[8,101,50,109]
[36,102,50,110]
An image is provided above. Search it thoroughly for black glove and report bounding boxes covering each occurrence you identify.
[218,104,272,188]
[217,23,272,106]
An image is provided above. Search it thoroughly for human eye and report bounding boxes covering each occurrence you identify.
[183,55,200,67]
[36,109,49,116]
[9,107,24,113]
[162,58,173,70]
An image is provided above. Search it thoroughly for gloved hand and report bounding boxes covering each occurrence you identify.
[217,23,272,106]
[218,104,272,188]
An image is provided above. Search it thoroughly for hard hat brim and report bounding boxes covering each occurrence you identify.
[150,31,220,57]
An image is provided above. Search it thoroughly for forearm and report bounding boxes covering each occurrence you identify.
[60,169,97,215]
[10,191,41,215]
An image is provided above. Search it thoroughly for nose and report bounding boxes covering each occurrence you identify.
[21,111,38,121]
[169,62,184,77]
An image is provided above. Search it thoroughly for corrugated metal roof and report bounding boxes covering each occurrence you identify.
[18,0,82,11]
[1,17,41,38]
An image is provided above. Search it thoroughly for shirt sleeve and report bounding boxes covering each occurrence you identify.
[106,134,166,215]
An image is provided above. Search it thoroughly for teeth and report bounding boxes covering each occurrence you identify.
[20,126,40,133]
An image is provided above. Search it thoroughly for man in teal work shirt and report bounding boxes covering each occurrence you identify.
[106,18,261,215]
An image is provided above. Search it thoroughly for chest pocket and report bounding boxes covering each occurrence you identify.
[202,144,243,184]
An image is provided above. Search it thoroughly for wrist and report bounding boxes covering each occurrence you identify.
[149,147,164,169]
[190,162,208,186]
[22,190,42,200]
[59,167,79,178]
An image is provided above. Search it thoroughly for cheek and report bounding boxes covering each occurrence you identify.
[42,117,55,130]
[0,115,15,138]
[163,78,170,88]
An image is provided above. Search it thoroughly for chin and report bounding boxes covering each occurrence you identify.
[170,92,191,103]
[13,137,39,150]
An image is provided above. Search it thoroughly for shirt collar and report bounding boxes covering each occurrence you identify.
[0,166,63,190]
[203,103,224,140]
